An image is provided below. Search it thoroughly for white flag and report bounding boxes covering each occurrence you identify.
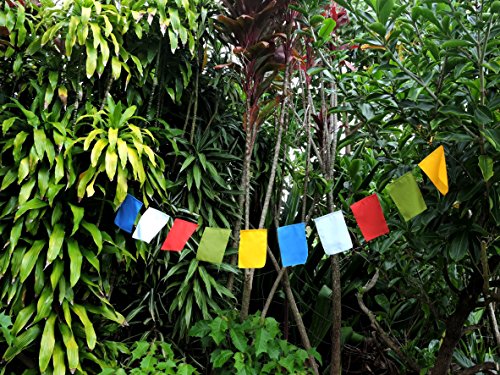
[132,207,170,243]
[313,211,353,255]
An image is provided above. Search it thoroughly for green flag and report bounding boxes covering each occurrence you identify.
[387,172,427,221]
[196,227,231,264]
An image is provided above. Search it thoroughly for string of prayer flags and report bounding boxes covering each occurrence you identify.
[161,218,198,252]
[386,172,427,221]
[238,229,267,269]
[197,227,231,264]
[314,211,353,255]
[350,194,389,241]
[132,208,170,243]
[114,194,143,233]
[277,223,308,266]
[418,145,449,195]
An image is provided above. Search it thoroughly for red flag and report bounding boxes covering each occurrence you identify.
[350,194,389,241]
[161,218,198,252]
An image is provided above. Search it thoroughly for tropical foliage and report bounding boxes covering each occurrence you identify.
[0,0,498,374]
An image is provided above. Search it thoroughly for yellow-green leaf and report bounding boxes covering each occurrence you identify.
[86,41,97,78]
[117,138,128,168]
[11,303,35,336]
[108,127,118,150]
[90,138,108,167]
[47,224,65,265]
[39,313,56,371]
[105,147,118,181]
[67,240,82,287]
[52,342,66,375]
[72,304,96,350]
[19,240,45,282]
[58,323,79,372]
[34,286,54,323]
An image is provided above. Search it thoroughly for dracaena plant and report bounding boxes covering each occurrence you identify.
[215,0,288,321]
[0,94,136,374]
[74,96,170,208]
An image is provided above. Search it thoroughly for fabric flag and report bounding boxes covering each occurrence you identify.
[418,145,449,195]
[313,211,353,255]
[350,194,389,241]
[197,227,231,264]
[277,223,308,266]
[386,172,427,221]
[132,207,170,243]
[114,194,143,233]
[161,218,198,252]
[238,229,267,269]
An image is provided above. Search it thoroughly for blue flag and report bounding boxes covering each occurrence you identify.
[114,194,143,233]
[277,223,308,267]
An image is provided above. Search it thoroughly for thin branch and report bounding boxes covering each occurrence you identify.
[456,361,499,375]
[357,270,421,373]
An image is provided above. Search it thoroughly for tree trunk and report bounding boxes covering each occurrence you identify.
[430,274,483,375]
[328,80,342,375]
[240,60,291,321]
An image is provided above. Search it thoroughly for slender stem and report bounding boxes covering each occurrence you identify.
[147,39,162,120]
[100,75,113,111]
[357,270,421,373]
[261,267,285,321]
[189,68,200,144]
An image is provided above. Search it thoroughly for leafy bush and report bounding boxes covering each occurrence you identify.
[189,311,321,374]
[99,340,198,375]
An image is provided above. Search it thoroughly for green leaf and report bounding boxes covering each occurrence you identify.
[47,224,65,265]
[448,232,469,262]
[180,155,196,173]
[83,129,105,151]
[39,313,56,371]
[82,221,103,252]
[442,39,472,49]
[34,286,54,323]
[19,240,45,282]
[478,155,494,182]
[229,328,248,352]
[193,164,201,189]
[254,327,271,357]
[86,41,97,78]
[211,349,233,368]
[376,0,394,24]
[3,325,41,362]
[369,22,386,38]
[91,138,108,167]
[318,18,336,39]
[67,240,82,287]
[71,304,96,350]
[69,203,84,236]
[111,56,121,79]
[77,167,96,199]
[50,259,64,290]
[17,156,30,183]
[33,128,47,159]
[2,117,18,135]
[481,128,500,152]
[208,317,228,345]
[15,198,48,221]
[1,169,17,191]
[116,139,128,168]
[105,147,118,181]
[59,323,79,372]
[13,131,28,162]
[52,343,66,375]
[374,294,390,313]
[11,303,35,336]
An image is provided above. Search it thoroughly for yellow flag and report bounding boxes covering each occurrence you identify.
[238,229,267,269]
[418,145,449,195]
